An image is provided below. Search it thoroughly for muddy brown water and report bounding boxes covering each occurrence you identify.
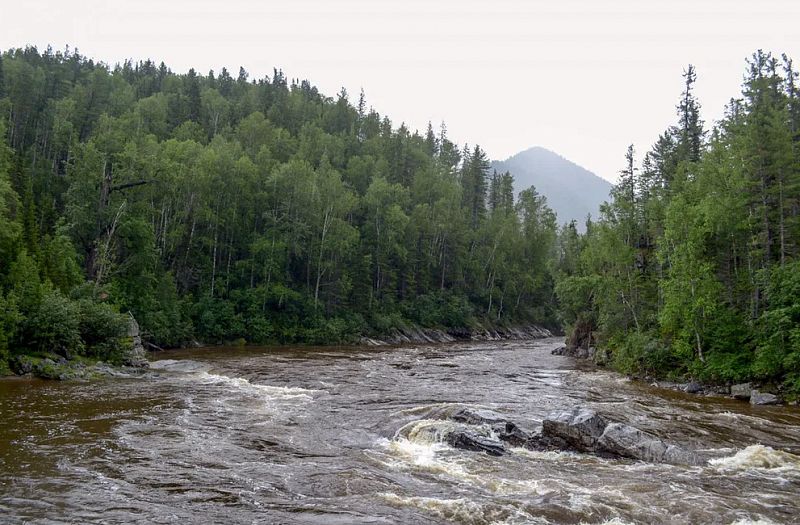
[1,338,799,524]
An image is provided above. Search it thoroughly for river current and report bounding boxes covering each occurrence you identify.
[1,338,799,524]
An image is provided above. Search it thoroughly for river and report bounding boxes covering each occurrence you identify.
[1,338,799,524]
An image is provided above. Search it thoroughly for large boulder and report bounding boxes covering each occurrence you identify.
[450,408,534,447]
[731,383,752,400]
[540,408,608,452]
[750,390,779,405]
[539,408,703,466]
[596,423,702,466]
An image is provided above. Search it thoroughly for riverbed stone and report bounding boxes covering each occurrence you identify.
[541,408,608,452]
[750,390,779,405]
[9,355,35,375]
[449,408,535,447]
[538,408,705,466]
[596,423,702,466]
[730,383,752,400]
[684,381,704,394]
[451,408,509,426]
[445,430,506,456]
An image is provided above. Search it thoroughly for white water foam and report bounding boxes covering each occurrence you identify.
[379,492,545,525]
[709,444,800,473]
[150,360,318,401]
[379,492,487,522]
[149,359,210,373]
[193,371,317,401]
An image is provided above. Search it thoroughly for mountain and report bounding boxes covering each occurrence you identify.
[492,147,613,229]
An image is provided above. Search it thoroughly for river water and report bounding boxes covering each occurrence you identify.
[1,338,799,524]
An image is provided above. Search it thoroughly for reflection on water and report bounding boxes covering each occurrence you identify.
[1,338,799,524]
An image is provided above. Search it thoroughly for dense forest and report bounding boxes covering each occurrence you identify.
[557,51,800,396]
[0,46,559,373]
[1,46,798,397]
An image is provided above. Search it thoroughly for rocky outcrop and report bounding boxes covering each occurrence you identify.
[8,314,148,380]
[538,408,703,466]
[361,324,553,346]
[450,407,534,448]
[540,408,607,452]
[122,315,149,368]
[750,390,779,405]
[436,406,704,466]
[595,422,702,465]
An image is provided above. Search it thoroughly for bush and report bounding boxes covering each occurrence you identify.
[23,288,83,356]
[76,299,129,359]
[612,331,675,378]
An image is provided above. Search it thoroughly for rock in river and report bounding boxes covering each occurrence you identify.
[539,408,703,466]
[450,407,535,448]
[445,430,506,456]
[540,408,608,452]
[731,383,752,400]
[750,390,779,405]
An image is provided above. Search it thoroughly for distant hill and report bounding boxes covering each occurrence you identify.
[492,147,613,229]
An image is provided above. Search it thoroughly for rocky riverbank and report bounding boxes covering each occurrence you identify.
[359,323,553,346]
[552,344,793,406]
[5,316,150,380]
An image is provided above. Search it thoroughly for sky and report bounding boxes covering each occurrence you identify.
[2,0,799,183]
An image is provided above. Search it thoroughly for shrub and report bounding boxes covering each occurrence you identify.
[23,288,82,356]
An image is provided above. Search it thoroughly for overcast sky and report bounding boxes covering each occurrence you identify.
[2,0,799,182]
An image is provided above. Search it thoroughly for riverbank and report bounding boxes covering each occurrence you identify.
[553,344,797,406]
[3,321,554,380]
[358,323,553,346]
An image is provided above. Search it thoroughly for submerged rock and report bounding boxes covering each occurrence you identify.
[750,390,779,405]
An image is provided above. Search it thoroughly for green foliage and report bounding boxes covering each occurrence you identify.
[75,298,129,360]
[0,44,562,370]
[556,52,800,393]
[22,287,83,356]
[402,292,475,328]
[756,262,800,393]
[611,331,674,378]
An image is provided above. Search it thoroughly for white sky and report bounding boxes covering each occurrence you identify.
[2,0,799,182]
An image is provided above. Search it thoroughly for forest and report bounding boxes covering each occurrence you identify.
[0,46,558,374]
[0,46,798,397]
[557,51,800,396]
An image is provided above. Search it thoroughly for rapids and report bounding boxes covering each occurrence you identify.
[1,338,798,524]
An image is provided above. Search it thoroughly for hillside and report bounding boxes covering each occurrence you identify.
[492,147,612,228]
